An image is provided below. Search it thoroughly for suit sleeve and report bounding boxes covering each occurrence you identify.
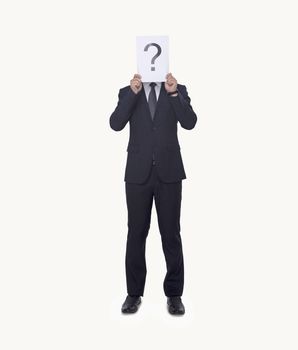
[168,84,198,130]
[109,87,140,131]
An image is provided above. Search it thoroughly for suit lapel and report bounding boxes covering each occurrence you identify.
[140,86,152,124]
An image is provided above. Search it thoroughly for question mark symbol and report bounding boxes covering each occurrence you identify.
[144,43,162,71]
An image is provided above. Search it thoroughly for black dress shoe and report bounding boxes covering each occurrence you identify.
[167,296,185,315]
[121,295,142,314]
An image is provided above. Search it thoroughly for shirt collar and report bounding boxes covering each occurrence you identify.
[143,82,162,87]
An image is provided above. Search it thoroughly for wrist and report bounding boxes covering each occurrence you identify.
[130,87,140,95]
[167,90,178,97]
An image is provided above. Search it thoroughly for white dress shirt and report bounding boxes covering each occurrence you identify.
[143,82,162,102]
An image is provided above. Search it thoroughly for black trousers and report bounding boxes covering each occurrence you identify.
[125,163,184,297]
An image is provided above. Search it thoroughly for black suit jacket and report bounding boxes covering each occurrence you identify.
[110,82,197,184]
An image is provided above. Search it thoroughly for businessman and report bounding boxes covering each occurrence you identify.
[109,73,197,315]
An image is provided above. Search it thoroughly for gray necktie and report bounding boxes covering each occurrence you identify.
[148,82,157,120]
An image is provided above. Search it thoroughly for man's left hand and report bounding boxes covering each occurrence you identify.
[165,73,178,94]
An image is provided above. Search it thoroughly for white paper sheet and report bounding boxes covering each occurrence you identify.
[136,36,169,82]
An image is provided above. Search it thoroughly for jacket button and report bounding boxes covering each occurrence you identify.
[153,126,157,131]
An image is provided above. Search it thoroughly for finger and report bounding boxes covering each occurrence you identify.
[166,74,174,80]
[168,75,177,83]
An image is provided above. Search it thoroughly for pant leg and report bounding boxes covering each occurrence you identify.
[154,179,184,297]
[124,165,155,296]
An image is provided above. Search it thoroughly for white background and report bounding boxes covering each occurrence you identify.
[0,0,297,349]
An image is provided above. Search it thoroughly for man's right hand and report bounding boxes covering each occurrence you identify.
[130,74,142,94]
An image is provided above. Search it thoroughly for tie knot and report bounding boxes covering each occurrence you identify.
[150,82,156,89]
